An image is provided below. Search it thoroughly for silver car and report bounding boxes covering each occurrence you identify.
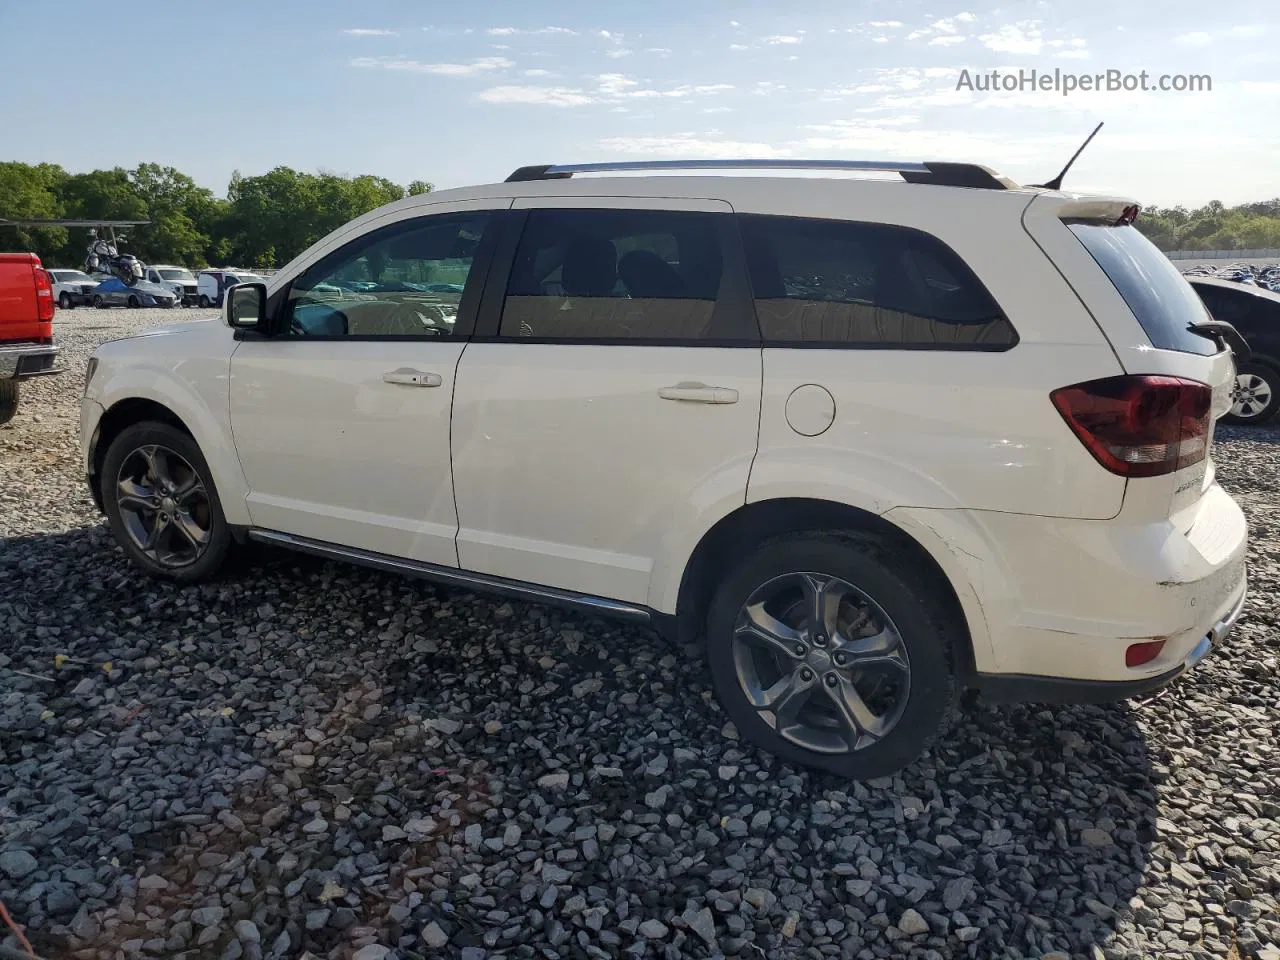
[91,277,177,309]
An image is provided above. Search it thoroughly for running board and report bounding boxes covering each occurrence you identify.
[247,529,653,624]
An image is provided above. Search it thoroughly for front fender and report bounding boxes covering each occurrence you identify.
[90,350,249,526]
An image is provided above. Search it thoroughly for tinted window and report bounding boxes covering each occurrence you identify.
[740,215,1015,348]
[1069,223,1215,356]
[284,213,491,338]
[500,209,728,340]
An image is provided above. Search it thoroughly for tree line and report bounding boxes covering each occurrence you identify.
[3,159,1280,268]
[0,161,432,271]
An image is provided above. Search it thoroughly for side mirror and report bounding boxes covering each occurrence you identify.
[227,282,268,331]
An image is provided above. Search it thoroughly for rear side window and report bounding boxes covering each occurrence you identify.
[739,214,1016,349]
[1068,223,1215,356]
[500,208,733,341]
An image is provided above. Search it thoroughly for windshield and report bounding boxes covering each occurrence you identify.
[159,269,195,281]
[54,271,92,282]
[1068,222,1216,356]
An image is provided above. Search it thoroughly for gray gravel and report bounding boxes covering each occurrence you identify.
[2,307,1279,959]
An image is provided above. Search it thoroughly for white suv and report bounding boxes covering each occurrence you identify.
[79,159,1248,778]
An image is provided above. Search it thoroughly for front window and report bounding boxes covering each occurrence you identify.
[284,212,492,338]
[159,269,195,282]
[1069,222,1216,356]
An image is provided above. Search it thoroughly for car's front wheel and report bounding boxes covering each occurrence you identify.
[101,422,234,582]
[1224,362,1280,425]
[58,292,73,309]
[93,295,105,308]
[706,532,959,779]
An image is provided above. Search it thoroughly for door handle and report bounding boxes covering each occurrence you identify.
[658,382,739,404]
[383,368,442,387]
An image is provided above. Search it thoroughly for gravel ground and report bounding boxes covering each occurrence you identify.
[2,307,1278,960]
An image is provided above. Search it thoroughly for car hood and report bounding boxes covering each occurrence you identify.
[118,317,221,340]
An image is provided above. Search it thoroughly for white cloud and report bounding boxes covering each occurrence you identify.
[524,68,555,77]
[1227,24,1266,37]
[729,19,740,27]
[1175,31,1212,46]
[930,36,966,46]
[491,44,510,50]
[487,25,578,36]
[646,47,672,54]
[702,106,733,114]
[476,74,734,108]
[955,12,977,22]
[478,85,597,106]
[978,22,1043,54]
[606,48,633,58]
[343,28,396,36]
[729,43,749,51]
[351,56,513,77]
[599,30,613,38]
[539,26,577,35]
[597,135,792,158]
[873,36,889,43]
[765,35,802,44]
[868,20,903,27]
[487,27,518,36]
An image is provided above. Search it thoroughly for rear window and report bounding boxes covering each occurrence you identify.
[1068,223,1216,356]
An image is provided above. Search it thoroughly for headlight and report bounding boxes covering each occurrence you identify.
[84,356,99,397]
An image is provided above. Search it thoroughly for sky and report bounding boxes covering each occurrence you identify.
[1,0,1276,207]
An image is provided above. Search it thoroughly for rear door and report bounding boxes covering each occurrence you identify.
[449,199,762,606]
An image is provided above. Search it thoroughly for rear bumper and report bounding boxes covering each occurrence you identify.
[973,586,1246,703]
[0,343,61,380]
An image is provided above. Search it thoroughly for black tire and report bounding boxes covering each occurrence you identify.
[0,380,17,426]
[1223,362,1280,425]
[706,531,959,779]
[93,295,105,308]
[198,295,211,308]
[101,422,234,583]
[58,292,73,309]
[127,295,140,309]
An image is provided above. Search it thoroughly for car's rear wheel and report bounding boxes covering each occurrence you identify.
[127,295,140,308]
[706,532,958,779]
[198,295,211,308]
[1224,363,1280,425]
[0,381,18,426]
[93,295,105,308]
[101,422,234,582]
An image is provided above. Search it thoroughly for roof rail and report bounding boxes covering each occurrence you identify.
[504,159,1018,190]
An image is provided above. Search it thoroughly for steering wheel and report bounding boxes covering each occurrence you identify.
[383,300,449,336]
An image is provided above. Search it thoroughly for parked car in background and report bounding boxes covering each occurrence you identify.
[0,252,61,424]
[47,268,100,308]
[91,277,177,309]
[146,265,199,306]
[1188,275,1280,425]
[80,158,1248,779]
[197,270,265,308]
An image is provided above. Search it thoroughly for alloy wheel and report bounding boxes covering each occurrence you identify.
[731,572,911,754]
[1232,372,1274,420]
[115,444,213,567]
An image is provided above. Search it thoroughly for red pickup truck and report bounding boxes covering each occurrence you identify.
[0,252,62,424]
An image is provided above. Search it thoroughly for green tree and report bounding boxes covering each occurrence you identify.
[0,162,69,262]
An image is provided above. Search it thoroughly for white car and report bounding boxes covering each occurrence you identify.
[145,265,199,306]
[79,158,1248,778]
[46,268,100,308]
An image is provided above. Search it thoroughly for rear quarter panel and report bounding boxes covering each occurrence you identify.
[732,182,1129,520]
[0,254,48,341]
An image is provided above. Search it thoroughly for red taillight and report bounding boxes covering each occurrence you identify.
[33,266,55,322]
[1051,375,1212,479]
[1126,639,1166,667]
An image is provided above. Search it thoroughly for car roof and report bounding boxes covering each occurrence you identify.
[1187,275,1280,304]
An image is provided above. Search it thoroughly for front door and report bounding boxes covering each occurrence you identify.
[228,203,505,566]
[450,199,763,605]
